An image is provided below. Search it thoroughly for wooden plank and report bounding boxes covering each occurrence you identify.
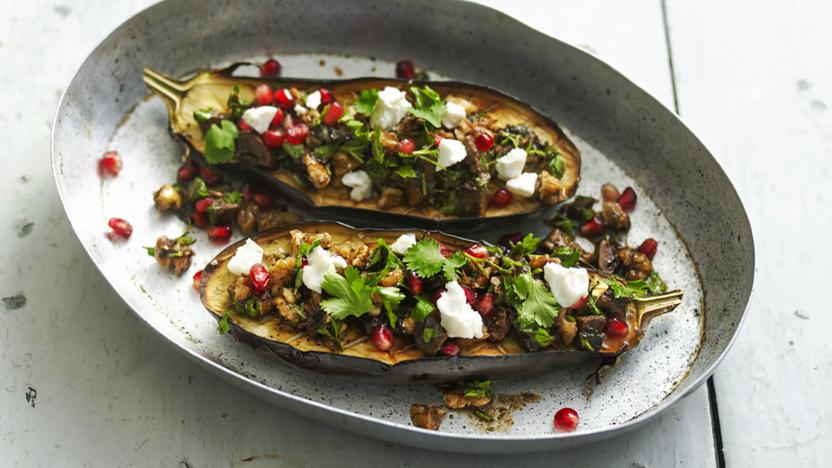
[665,1,832,466]
[0,0,717,465]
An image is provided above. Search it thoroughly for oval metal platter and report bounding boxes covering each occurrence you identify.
[50,0,755,453]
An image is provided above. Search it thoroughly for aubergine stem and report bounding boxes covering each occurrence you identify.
[634,289,684,329]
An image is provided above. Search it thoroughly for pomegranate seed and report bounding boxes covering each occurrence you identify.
[189,212,208,228]
[270,108,285,128]
[474,133,494,152]
[490,188,513,208]
[300,259,308,269]
[474,293,494,318]
[262,129,285,148]
[207,225,232,243]
[601,183,620,202]
[406,271,423,295]
[605,317,628,337]
[241,184,252,202]
[107,217,132,239]
[319,88,334,105]
[238,119,253,133]
[370,324,394,351]
[570,296,587,310]
[465,244,488,259]
[274,88,294,109]
[286,123,309,145]
[460,285,477,305]
[617,186,637,212]
[98,151,122,176]
[438,243,453,258]
[638,238,658,260]
[431,133,442,147]
[439,342,460,356]
[398,138,416,154]
[195,197,214,213]
[498,232,523,248]
[249,264,271,294]
[177,159,198,182]
[192,270,203,292]
[199,166,222,185]
[251,192,273,209]
[321,102,345,126]
[254,83,274,105]
[260,58,281,78]
[395,59,416,80]
[553,407,579,432]
[579,217,605,237]
[433,289,446,303]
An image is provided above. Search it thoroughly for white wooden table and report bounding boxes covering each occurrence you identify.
[1,1,827,466]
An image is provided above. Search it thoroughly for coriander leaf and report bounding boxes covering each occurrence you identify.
[203,120,238,164]
[395,165,417,179]
[586,295,603,315]
[186,177,209,202]
[223,191,242,203]
[408,85,445,127]
[411,296,436,323]
[442,252,467,281]
[313,143,338,161]
[339,139,367,163]
[645,271,668,294]
[463,380,493,398]
[403,239,447,278]
[320,268,374,320]
[606,277,650,298]
[354,89,379,114]
[378,286,405,325]
[549,154,565,178]
[510,233,540,257]
[513,272,559,328]
[499,130,521,148]
[549,214,576,237]
[217,311,230,335]
[553,246,581,267]
[282,142,306,160]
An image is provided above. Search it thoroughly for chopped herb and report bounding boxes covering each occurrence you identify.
[143,246,156,257]
[463,380,493,399]
[223,191,242,203]
[408,85,445,127]
[548,154,565,178]
[534,327,554,347]
[2,292,26,310]
[217,311,230,335]
[203,120,239,164]
[282,143,306,160]
[509,233,540,257]
[371,129,385,163]
[339,139,366,163]
[403,239,467,281]
[296,239,322,268]
[313,143,338,161]
[353,89,379,115]
[317,320,342,348]
[606,277,653,298]
[513,271,559,328]
[586,295,603,315]
[553,246,581,267]
[395,165,417,179]
[320,267,375,320]
[498,130,521,148]
[422,327,437,343]
[411,296,436,323]
[186,177,209,201]
[548,214,576,237]
[472,410,493,422]
[645,271,668,294]
[379,286,405,327]
[17,222,34,238]
[578,334,595,351]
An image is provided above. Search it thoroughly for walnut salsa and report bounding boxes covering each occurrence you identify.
[202,224,678,362]
[143,66,581,220]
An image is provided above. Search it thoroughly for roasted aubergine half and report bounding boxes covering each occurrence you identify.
[200,222,682,383]
[144,65,580,229]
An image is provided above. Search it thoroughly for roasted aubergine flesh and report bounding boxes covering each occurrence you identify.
[144,66,580,222]
[200,222,682,380]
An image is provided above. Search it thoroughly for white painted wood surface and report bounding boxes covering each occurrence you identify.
[666,1,831,466]
[0,0,734,465]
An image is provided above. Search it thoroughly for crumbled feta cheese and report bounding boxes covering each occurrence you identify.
[370,86,411,130]
[436,138,467,171]
[442,101,467,129]
[305,90,322,109]
[495,148,527,180]
[391,234,417,255]
[437,281,484,339]
[543,262,589,308]
[302,246,347,294]
[227,239,264,276]
[294,104,309,115]
[505,172,538,198]
[241,106,278,134]
[341,170,373,201]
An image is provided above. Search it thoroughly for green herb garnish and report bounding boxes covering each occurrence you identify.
[320,267,375,320]
[553,246,581,267]
[282,142,306,160]
[203,120,238,164]
[408,85,445,128]
[217,311,230,335]
[513,271,559,328]
[353,89,379,114]
[403,239,467,281]
[411,296,436,323]
[463,380,493,399]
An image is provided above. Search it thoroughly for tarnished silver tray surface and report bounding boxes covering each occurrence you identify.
[51,0,754,453]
